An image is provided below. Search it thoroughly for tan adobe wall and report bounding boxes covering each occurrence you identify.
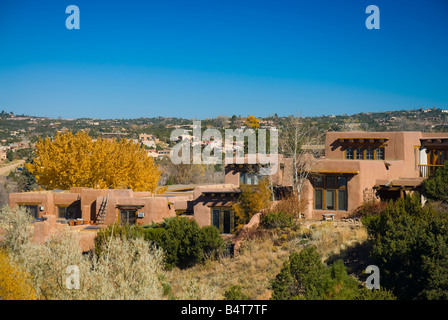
[192,186,237,227]
[99,196,175,226]
[9,192,55,218]
[224,154,293,187]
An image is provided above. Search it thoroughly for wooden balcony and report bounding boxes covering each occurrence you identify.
[419,164,444,177]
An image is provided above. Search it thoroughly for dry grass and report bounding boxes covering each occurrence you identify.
[166,235,291,300]
[303,221,368,259]
[166,220,369,300]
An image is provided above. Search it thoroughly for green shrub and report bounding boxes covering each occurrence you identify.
[362,194,448,300]
[159,217,206,269]
[94,223,144,257]
[270,246,326,300]
[270,246,392,300]
[200,225,225,260]
[224,285,249,300]
[94,218,225,270]
[142,227,166,245]
[422,161,448,204]
[261,212,296,229]
[349,200,388,218]
[354,287,396,300]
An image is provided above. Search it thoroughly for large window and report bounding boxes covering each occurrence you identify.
[345,147,384,160]
[240,172,261,185]
[20,205,38,220]
[119,210,137,225]
[313,175,348,211]
[211,207,234,234]
[57,205,79,220]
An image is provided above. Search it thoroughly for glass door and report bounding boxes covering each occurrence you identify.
[120,210,137,225]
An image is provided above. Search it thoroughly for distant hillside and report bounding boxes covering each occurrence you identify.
[1,107,447,147]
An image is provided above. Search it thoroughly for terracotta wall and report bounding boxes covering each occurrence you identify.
[9,192,54,218]
[224,154,293,187]
[302,131,428,219]
[192,186,236,227]
[99,195,175,226]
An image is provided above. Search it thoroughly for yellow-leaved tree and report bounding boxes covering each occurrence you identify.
[244,115,260,129]
[232,177,272,232]
[0,250,37,300]
[27,131,161,192]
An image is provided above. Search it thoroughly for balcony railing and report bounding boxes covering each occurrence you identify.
[419,164,444,177]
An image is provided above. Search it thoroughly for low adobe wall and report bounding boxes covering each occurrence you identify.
[32,214,96,252]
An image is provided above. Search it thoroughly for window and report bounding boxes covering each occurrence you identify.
[345,148,354,160]
[211,207,234,234]
[314,189,323,210]
[212,208,221,230]
[355,149,364,160]
[346,147,385,160]
[20,205,38,220]
[365,148,374,160]
[57,204,80,220]
[337,176,347,188]
[338,189,347,211]
[375,148,385,160]
[313,175,348,211]
[119,210,137,225]
[240,172,260,185]
[325,176,336,188]
[325,189,335,210]
[58,206,67,219]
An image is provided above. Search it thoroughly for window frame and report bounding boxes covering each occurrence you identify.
[19,204,39,220]
[365,148,374,160]
[312,175,348,212]
[119,209,137,225]
[345,148,354,160]
[375,147,385,160]
[345,147,385,160]
[240,172,260,185]
[211,207,234,234]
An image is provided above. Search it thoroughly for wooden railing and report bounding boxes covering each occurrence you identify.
[418,164,444,177]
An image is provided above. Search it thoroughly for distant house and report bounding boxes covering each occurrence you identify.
[0,147,7,160]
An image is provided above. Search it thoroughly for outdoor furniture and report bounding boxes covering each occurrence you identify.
[322,213,335,221]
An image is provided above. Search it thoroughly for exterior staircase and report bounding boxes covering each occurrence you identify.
[96,196,108,225]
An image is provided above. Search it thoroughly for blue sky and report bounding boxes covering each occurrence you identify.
[0,0,447,119]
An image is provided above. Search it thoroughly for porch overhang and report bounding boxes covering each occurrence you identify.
[305,170,359,175]
[337,137,389,144]
[373,178,424,191]
[201,189,241,197]
[115,204,145,210]
[420,137,448,147]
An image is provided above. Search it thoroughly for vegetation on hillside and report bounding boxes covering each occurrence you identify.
[363,194,448,300]
[2,184,448,300]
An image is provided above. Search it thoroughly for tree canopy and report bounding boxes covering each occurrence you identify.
[27,131,161,191]
[422,162,448,204]
[363,194,448,299]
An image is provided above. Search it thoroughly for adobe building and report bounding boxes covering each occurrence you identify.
[175,154,294,234]
[8,131,448,240]
[9,187,176,226]
[300,131,448,220]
